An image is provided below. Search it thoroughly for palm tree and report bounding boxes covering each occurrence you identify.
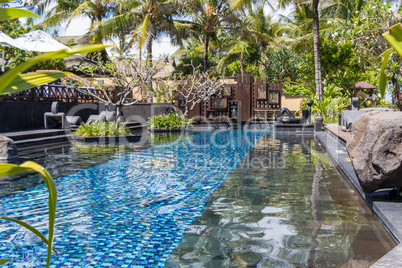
[277,0,323,103]
[312,0,323,103]
[110,34,131,57]
[215,7,278,76]
[39,0,116,62]
[237,7,277,74]
[89,0,179,100]
[175,0,234,72]
[218,40,255,75]
[321,0,367,21]
[94,0,179,67]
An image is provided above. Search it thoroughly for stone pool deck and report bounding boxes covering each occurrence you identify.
[318,123,402,268]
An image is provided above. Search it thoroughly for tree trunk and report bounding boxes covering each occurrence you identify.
[392,75,401,109]
[240,50,244,77]
[204,33,210,73]
[313,0,323,104]
[183,103,189,118]
[146,37,153,102]
[146,37,153,67]
[116,104,122,125]
[95,15,109,63]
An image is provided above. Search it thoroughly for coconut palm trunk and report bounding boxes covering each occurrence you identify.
[146,37,153,102]
[240,50,244,76]
[204,33,210,72]
[146,37,153,67]
[313,0,323,104]
[94,13,109,63]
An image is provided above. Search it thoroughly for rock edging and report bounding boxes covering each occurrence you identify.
[346,111,402,194]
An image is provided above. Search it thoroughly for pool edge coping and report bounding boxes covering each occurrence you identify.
[315,131,402,268]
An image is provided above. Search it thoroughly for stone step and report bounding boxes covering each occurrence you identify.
[17,141,71,155]
[2,129,67,141]
[14,134,70,148]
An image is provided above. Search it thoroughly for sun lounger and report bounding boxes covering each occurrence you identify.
[339,97,367,131]
[44,102,83,129]
[44,102,66,129]
[87,102,117,124]
[280,100,313,123]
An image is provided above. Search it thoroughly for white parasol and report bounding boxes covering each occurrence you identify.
[0,31,26,72]
[15,30,69,52]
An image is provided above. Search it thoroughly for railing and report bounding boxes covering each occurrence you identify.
[0,85,106,103]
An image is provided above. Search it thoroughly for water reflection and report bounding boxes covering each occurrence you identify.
[167,134,396,267]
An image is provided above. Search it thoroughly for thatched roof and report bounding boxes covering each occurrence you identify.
[54,36,100,71]
[350,82,376,90]
[153,62,175,78]
[55,36,89,46]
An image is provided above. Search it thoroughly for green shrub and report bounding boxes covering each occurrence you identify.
[74,122,131,137]
[376,100,400,111]
[323,116,339,123]
[148,113,195,129]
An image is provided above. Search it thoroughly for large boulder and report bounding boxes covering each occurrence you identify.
[347,111,402,194]
[0,136,18,161]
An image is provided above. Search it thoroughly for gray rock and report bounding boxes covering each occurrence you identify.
[0,136,18,160]
[346,111,402,193]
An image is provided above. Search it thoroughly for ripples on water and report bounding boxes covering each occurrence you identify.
[0,131,397,267]
[0,131,270,267]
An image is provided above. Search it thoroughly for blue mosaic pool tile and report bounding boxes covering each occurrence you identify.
[0,130,271,267]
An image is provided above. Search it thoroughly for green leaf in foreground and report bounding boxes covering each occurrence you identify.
[0,7,39,21]
[0,215,57,254]
[0,161,57,268]
[1,72,73,95]
[383,23,402,58]
[379,48,393,99]
[0,44,110,94]
[0,259,11,265]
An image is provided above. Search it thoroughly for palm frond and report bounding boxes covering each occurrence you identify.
[130,14,153,50]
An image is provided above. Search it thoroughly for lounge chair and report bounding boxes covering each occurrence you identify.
[87,102,117,124]
[44,102,83,129]
[339,97,366,132]
[280,100,314,123]
[44,102,66,129]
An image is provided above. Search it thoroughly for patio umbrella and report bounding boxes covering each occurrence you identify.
[0,31,26,72]
[15,30,69,52]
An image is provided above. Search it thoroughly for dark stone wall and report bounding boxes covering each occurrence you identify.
[0,102,175,132]
[0,101,95,132]
[122,104,175,125]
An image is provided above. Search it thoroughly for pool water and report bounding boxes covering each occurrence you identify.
[167,133,397,267]
[0,131,396,267]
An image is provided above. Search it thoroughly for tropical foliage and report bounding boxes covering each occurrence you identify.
[13,0,402,114]
[74,122,131,137]
[148,112,195,129]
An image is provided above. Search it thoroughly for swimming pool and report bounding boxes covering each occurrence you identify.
[0,130,396,267]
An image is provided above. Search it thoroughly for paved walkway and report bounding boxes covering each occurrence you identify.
[316,127,402,268]
[324,123,351,143]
